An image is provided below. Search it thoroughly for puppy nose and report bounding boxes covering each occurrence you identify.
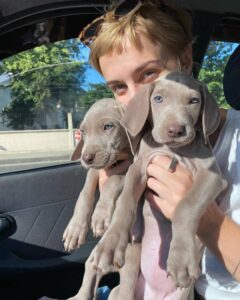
[167,124,186,138]
[82,153,95,164]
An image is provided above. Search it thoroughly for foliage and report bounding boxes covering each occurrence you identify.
[1,39,85,129]
[70,83,113,128]
[80,83,113,109]
[198,41,236,108]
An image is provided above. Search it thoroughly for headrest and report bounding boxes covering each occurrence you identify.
[223,44,240,110]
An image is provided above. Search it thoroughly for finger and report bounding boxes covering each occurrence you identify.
[147,162,177,186]
[150,155,175,170]
[147,162,192,193]
[145,190,164,211]
[151,155,187,174]
[147,176,170,199]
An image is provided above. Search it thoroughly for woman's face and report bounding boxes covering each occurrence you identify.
[99,34,192,104]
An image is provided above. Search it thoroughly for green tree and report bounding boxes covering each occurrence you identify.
[198,41,235,108]
[80,83,113,110]
[1,39,86,129]
[70,83,113,128]
[73,83,114,128]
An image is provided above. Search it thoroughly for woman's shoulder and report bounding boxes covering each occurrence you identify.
[225,107,240,121]
[214,108,240,155]
[218,108,240,131]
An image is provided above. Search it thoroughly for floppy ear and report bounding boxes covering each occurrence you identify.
[71,134,84,161]
[121,83,154,137]
[201,83,221,144]
[125,131,143,156]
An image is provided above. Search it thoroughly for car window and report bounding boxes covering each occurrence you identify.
[0,39,113,174]
[198,41,238,108]
[0,39,237,174]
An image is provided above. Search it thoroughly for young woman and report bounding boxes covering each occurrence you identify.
[79,0,240,299]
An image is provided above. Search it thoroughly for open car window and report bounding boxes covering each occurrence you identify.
[0,38,237,174]
[0,38,113,174]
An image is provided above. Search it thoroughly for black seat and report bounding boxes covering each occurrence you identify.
[223,44,240,110]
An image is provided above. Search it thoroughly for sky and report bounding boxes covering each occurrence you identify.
[79,45,105,90]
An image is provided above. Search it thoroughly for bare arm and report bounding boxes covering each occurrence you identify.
[198,202,240,282]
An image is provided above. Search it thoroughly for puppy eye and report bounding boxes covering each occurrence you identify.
[104,123,115,131]
[189,97,200,104]
[153,95,163,103]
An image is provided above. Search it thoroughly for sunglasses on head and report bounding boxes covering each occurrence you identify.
[79,0,141,47]
[79,0,186,47]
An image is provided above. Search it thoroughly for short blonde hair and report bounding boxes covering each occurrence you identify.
[87,0,193,74]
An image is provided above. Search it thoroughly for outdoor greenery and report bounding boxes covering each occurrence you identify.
[80,83,113,108]
[1,39,85,129]
[198,41,236,108]
[0,40,236,130]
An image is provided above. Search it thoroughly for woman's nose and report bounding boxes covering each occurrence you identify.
[124,84,141,104]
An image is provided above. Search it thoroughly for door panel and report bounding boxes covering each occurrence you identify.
[0,163,90,256]
[0,163,100,299]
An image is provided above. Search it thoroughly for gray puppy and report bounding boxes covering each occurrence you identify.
[63,98,131,250]
[63,98,141,300]
[89,71,228,290]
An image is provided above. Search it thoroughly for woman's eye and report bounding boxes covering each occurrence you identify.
[104,123,115,131]
[189,97,200,104]
[153,95,163,103]
[110,84,127,96]
[142,70,159,83]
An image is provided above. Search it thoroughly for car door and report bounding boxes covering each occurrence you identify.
[0,1,111,299]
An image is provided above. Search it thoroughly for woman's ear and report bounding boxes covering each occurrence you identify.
[180,44,193,73]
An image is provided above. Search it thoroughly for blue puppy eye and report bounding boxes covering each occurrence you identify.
[104,123,114,130]
[153,95,163,103]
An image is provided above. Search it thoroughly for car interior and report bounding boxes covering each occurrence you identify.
[0,0,240,299]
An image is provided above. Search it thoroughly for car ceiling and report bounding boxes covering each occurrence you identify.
[0,0,240,67]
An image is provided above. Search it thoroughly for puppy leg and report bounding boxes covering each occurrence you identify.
[92,175,125,237]
[68,250,105,300]
[108,243,141,300]
[63,169,99,251]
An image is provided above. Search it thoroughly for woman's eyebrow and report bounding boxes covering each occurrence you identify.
[106,80,122,87]
[134,59,163,73]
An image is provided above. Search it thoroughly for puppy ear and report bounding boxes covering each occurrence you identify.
[121,83,154,137]
[201,83,221,144]
[71,134,84,161]
[125,131,142,155]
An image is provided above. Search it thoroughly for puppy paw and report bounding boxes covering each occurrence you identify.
[167,236,200,288]
[91,202,114,237]
[63,216,89,252]
[90,224,129,273]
